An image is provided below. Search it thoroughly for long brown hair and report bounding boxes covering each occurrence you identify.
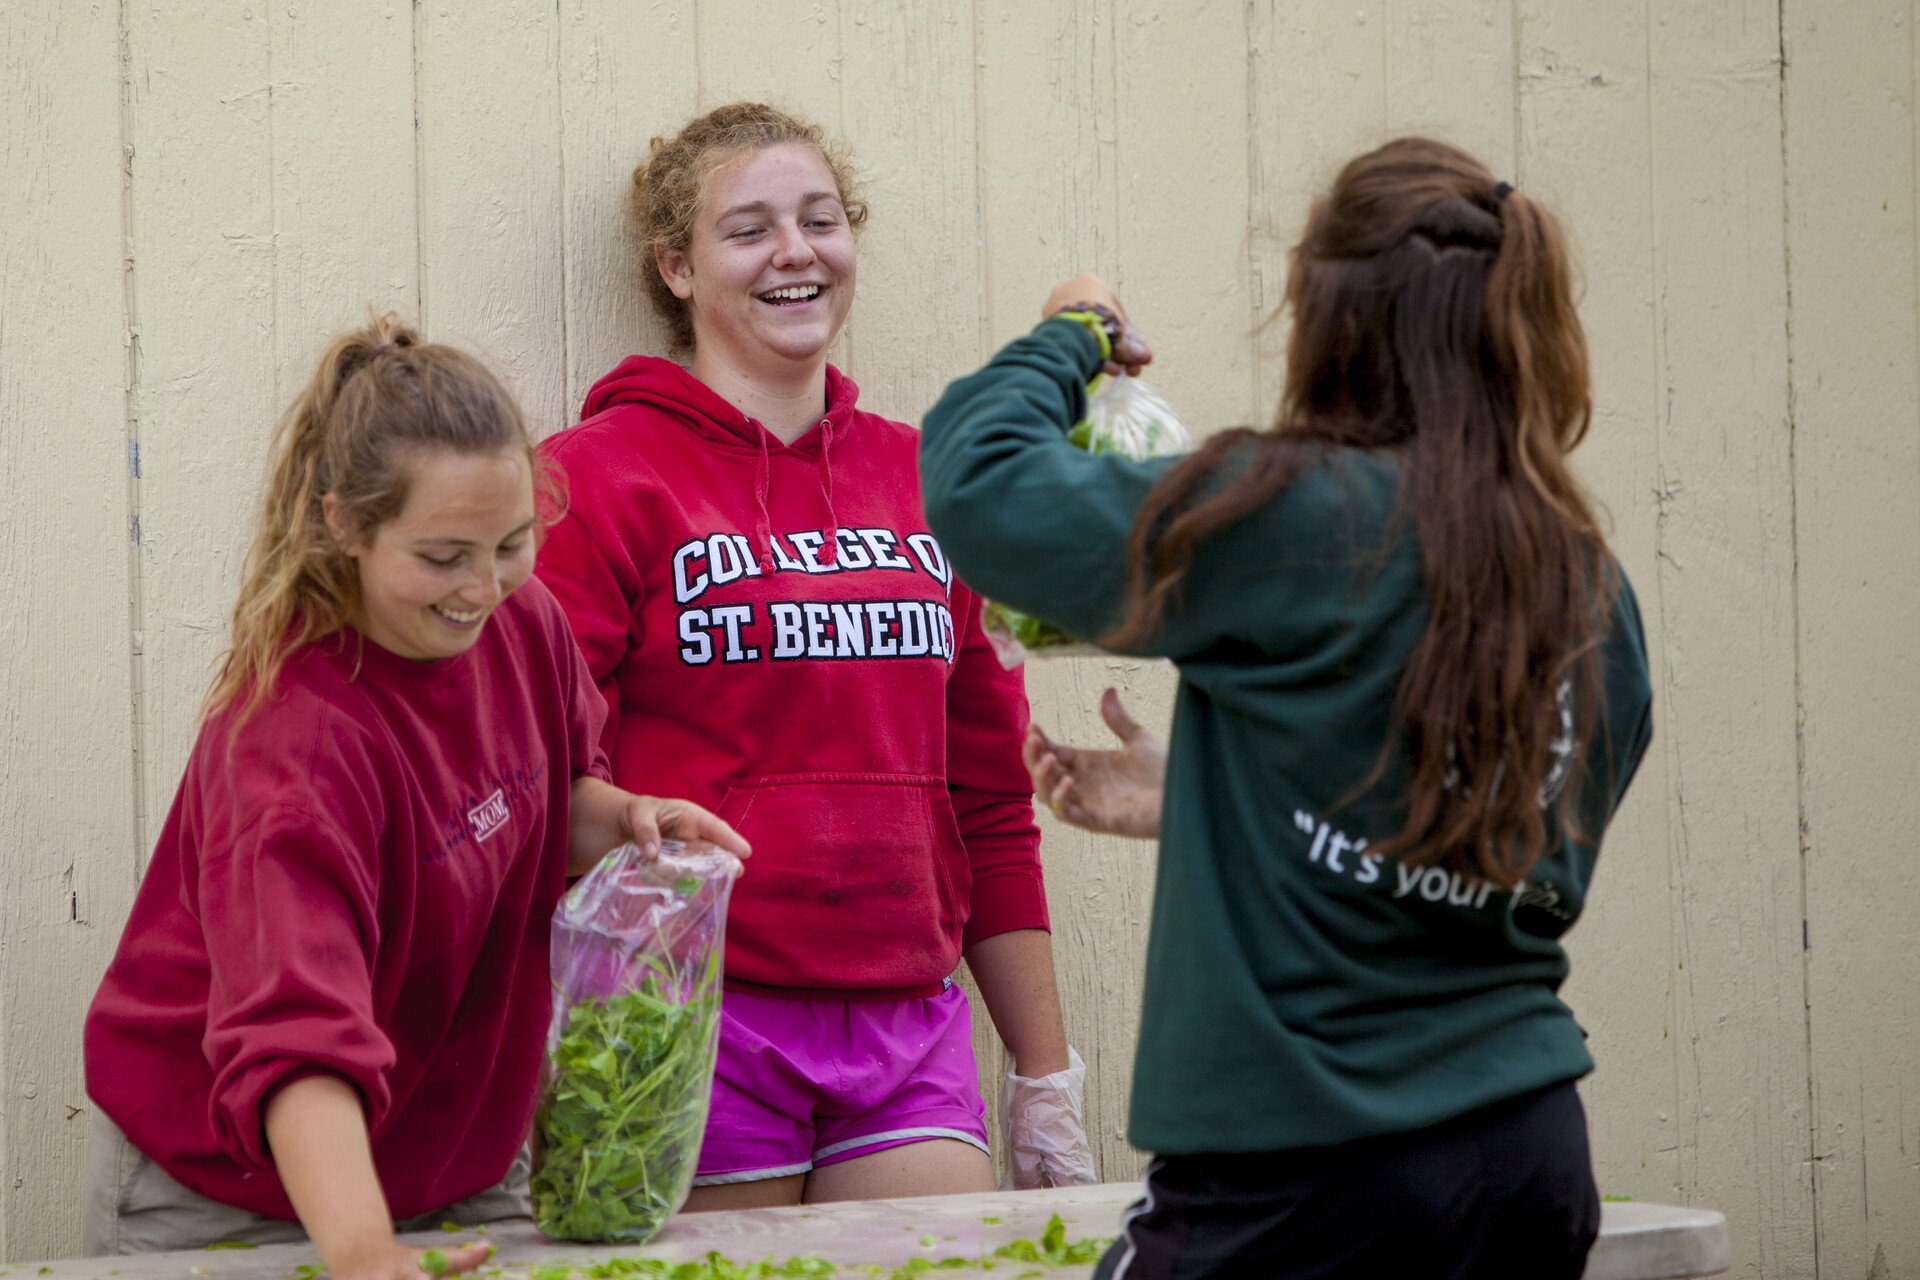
[206,313,552,724]
[632,102,868,350]
[1107,137,1612,887]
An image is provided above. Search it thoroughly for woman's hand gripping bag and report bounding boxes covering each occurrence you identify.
[982,374,1192,668]
[532,839,743,1242]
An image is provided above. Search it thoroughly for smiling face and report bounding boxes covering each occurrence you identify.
[326,445,537,662]
[658,143,858,377]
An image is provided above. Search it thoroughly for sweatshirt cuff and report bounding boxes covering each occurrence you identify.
[963,861,1051,949]
[211,1054,389,1174]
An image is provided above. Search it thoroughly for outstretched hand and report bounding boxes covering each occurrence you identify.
[265,1074,497,1280]
[1024,688,1167,840]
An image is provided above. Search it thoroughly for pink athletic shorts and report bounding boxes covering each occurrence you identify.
[690,981,990,1185]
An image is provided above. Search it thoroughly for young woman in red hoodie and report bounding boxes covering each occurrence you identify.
[84,316,745,1275]
[536,103,1092,1206]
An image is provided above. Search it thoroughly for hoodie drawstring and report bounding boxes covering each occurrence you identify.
[751,415,841,572]
[753,430,775,574]
[817,418,840,568]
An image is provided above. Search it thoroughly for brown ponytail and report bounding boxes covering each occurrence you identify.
[205,313,556,725]
[1106,137,1612,887]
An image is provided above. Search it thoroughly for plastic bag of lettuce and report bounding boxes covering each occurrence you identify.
[533,839,743,1243]
[982,374,1191,668]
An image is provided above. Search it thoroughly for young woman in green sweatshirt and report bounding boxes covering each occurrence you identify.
[919,138,1653,1279]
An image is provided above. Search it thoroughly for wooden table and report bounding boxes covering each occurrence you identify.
[13,1185,1729,1279]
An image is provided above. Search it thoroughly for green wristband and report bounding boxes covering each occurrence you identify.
[1053,309,1115,364]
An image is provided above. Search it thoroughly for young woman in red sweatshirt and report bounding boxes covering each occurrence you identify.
[83,316,745,1276]
[535,103,1093,1205]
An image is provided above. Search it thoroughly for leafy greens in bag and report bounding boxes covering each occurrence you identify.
[982,374,1192,668]
[533,840,742,1243]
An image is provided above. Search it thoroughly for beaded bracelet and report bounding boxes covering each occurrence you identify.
[1052,303,1123,363]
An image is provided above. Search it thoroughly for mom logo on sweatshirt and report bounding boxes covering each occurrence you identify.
[467,788,511,842]
[426,760,547,864]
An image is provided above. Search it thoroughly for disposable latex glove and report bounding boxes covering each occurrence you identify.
[1005,1046,1098,1189]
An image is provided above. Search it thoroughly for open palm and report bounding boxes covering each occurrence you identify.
[1024,688,1167,839]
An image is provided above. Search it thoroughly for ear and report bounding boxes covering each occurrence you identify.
[656,241,696,302]
[320,491,364,557]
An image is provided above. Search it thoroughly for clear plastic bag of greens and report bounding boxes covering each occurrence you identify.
[983,374,1192,668]
[532,839,742,1242]
[1066,373,1189,459]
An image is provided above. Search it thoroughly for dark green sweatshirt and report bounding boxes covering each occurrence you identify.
[921,318,1653,1155]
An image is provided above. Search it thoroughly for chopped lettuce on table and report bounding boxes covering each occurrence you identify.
[982,375,1192,669]
[513,1212,1110,1278]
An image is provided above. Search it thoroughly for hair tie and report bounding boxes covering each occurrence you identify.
[1493,181,1514,200]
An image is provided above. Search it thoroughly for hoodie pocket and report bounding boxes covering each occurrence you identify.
[715,771,968,991]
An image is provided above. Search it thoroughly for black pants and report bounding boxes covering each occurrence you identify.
[1093,1081,1600,1280]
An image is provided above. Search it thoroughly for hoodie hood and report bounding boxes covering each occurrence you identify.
[581,355,862,455]
[581,356,863,570]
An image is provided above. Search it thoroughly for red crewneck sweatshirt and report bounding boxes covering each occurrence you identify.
[536,358,1045,1000]
[84,580,609,1220]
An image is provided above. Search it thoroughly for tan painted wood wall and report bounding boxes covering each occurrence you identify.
[4,1,1916,1273]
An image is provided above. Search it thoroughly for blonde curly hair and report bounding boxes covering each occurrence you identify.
[633,102,868,350]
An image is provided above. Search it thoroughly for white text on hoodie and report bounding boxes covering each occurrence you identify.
[670,527,958,668]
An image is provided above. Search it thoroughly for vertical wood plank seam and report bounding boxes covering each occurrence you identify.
[1103,0,1119,283]
[1775,1,1824,1273]
[692,1,704,112]
[118,0,151,873]
[833,0,850,373]
[266,13,281,417]
[1857,1079,1869,1265]
[1638,0,1696,1212]
[1909,69,1920,1258]
[1380,0,1390,128]
[970,0,993,358]
[1907,58,1920,1270]
[1243,0,1263,420]
[410,0,426,324]
[551,0,572,425]
[1508,0,1522,182]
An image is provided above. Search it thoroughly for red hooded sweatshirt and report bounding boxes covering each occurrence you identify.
[537,358,1045,1000]
[84,581,609,1220]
